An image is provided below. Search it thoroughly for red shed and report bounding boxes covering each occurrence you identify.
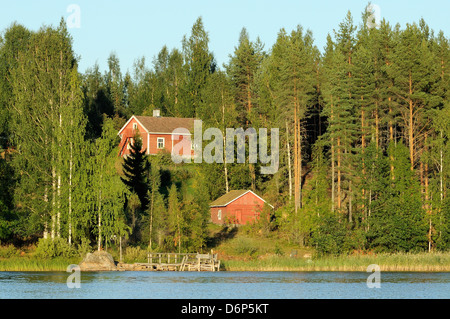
[210,190,273,225]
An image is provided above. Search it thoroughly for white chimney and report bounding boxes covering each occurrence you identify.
[153,109,161,117]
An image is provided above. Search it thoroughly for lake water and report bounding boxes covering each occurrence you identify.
[0,271,448,299]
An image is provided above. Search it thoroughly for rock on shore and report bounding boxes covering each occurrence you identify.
[79,251,117,271]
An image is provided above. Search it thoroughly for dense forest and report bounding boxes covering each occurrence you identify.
[0,5,449,257]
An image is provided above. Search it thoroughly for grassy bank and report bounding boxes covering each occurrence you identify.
[221,252,450,272]
[0,257,81,271]
[208,225,450,272]
[1,226,449,271]
[1,252,448,272]
[0,244,81,271]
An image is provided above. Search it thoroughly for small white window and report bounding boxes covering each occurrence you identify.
[157,137,165,149]
[218,209,222,221]
[133,123,138,131]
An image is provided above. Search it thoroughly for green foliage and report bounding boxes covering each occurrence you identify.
[123,246,148,263]
[121,132,150,210]
[91,118,130,250]
[225,27,265,125]
[367,142,428,252]
[77,238,92,258]
[311,214,349,256]
[181,17,215,118]
[0,244,20,258]
[241,204,274,237]
[274,244,284,256]
[34,238,77,259]
[0,12,449,256]
[232,237,259,258]
[435,198,450,250]
[0,23,32,149]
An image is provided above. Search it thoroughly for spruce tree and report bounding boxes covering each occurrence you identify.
[368,142,427,252]
[181,17,215,118]
[120,133,150,211]
[226,28,264,126]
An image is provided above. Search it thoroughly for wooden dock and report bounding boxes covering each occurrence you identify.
[133,253,221,272]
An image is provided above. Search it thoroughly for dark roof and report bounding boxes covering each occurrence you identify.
[135,116,196,134]
[209,190,257,207]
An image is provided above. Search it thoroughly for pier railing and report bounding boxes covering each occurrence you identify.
[134,252,220,271]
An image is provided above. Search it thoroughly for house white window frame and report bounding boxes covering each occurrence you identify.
[218,209,222,221]
[157,137,165,149]
[133,123,138,131]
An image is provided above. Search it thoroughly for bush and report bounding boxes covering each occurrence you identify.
[232,237,259,258]
[124,246,147,263]
[34,238,77,258]
[311,214,349,256]
[0,244,20,258]
[77,238,92,258]
[274,244,284,256]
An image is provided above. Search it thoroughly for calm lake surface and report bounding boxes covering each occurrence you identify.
[0,271,449,299]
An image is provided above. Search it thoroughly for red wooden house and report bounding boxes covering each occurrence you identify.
[118,110,196,158]
[209,190,273,225]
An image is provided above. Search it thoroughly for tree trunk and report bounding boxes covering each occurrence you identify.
[349,180,352,223]
[389,98,395,180]
[149,191,154,250]
[177,211,182,254]
[97,174,102,251]
[375,101,379,149]
[408,72,414,171]
[52,164,56,240]
[119,236,123,263]
[57,173,61,238]
[361,106,365,150]
[247,69,252,113]
[294,107,299,215]
[286,121,292,201]
[330,96,335,213]
[337,137,342,211]
[221,90,229,193]
[68,140,73,245]
[331,140,335,213]
[440,131,444,203]
[223,144,229,193]
[361,99,366,220]
[44,186,49,239]
[298,118,302,209]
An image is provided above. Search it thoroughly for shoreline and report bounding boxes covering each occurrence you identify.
[1,252,449,272]
[220,252,450,272]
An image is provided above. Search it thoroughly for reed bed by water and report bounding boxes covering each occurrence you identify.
[222,252,450,272]
[0,257,80,271]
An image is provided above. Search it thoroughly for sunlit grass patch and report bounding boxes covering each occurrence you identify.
[222,252,450,272]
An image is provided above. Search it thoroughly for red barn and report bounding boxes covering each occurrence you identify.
[118,110,196,158]
[209,190,273,225]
